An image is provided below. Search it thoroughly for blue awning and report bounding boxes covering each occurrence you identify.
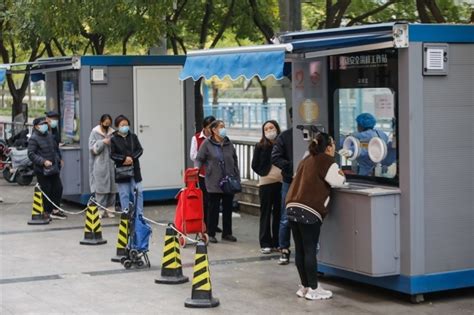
[179,45,292,81]
[0,68,6,85]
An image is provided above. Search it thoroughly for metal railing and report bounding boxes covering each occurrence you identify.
[233,139,259,181]
[204,102,287,130]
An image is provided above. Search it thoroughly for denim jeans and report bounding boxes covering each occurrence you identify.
[117,179,144,216]
[279,181,291,249]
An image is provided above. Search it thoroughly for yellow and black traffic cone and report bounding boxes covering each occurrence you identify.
[80,204,107,245]
[155,227,189,284]
[27,186,50,225]
[184,240,219,308]
[111,212,129,262]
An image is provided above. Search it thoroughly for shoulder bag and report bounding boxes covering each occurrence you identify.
[215,145,241,194]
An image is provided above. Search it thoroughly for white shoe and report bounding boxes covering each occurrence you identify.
[106,207,116,218]
[304,286,333,300]
[316,284,332,296]
[296,285,308,298]
[260,247,271,254]
[99,209,105,219]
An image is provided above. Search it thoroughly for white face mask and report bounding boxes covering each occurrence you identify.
[265,130,277,140]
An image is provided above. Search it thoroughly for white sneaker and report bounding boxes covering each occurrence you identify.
[304,286,333,300]
[260,247,271,254]
[316,284,332,296]
[106,207,116,218]
[296,285,308,298]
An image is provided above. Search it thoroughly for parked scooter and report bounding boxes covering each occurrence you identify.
[2,130,35,186]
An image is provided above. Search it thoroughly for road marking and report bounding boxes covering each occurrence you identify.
[0,255,280,285]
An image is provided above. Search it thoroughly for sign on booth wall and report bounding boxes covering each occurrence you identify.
[293,60,324,124]
[63,81,75,138]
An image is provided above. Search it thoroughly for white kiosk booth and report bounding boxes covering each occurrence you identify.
[179,23,474,301]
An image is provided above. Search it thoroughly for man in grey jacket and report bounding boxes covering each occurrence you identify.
[28,117,66,220]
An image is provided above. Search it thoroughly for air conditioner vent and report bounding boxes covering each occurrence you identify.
[427,48,444,70]
[423,44,448,76]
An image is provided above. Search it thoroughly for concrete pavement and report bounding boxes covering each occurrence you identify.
[1,180,473,314]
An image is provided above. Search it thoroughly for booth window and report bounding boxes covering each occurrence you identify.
[57,71,80,145]
[335,88,398,182]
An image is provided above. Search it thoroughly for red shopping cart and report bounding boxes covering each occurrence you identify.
[174,168,208,247]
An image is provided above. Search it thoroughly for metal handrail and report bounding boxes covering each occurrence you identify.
[233,139,259,181]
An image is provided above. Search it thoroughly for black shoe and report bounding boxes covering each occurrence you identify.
[222,234,237,242]
[209,236,218,243]
[50,210,67,220]
[278,249,291,265]
[216,227,222,233]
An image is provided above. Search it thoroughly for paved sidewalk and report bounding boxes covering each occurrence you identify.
[1,181,473,314]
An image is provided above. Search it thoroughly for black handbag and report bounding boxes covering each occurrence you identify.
[215,146,241,194]
[114,134,135,180]
[115,165,134,180]
[219,175,242,194]
[43,163,60,176]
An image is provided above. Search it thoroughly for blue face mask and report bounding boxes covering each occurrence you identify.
[50,120,58,129]
[119,126,129,134]
[219,128,227,138]
[38,124,48,134]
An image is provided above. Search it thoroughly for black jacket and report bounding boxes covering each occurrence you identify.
[110,132,143,183]
[51,127,60,146]
[271,128,293,183]
[28,129,62,175]
[251,143,274,177]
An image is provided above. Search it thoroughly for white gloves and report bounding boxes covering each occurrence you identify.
[338,149,353,158]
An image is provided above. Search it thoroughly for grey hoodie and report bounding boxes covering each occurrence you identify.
[196,137,240,194]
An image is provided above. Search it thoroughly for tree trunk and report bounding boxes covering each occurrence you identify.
[416,0,433,22]
[249,0,275,42]
[211,81,219,105]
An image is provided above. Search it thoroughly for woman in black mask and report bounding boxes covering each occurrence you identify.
[88,114,117,218]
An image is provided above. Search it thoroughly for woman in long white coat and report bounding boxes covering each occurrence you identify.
[89,114,116,218]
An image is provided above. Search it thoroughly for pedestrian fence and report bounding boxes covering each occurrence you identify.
[233,140,259,181]
[204,102,287,130]
[30,182,220,308]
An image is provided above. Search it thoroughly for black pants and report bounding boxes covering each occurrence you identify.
[290,220,321,289]
[198,176,210,228]
[259,182,281,248]
[36,173,63,214]
[208,193,233,237]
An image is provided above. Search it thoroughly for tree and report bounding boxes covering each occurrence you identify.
[0,1,45,122]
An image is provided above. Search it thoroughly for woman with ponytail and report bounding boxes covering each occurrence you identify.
[285,132,345,301]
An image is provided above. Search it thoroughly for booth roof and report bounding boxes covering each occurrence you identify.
[179,22,473,82]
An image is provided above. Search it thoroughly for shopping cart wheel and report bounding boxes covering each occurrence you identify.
[179,235,186,248]
[123,260,132,269]
[200,233,209,245]
[137,260,145,268]
[130,249,138,260]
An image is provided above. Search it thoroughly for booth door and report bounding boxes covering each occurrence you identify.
[133,66,184,190]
